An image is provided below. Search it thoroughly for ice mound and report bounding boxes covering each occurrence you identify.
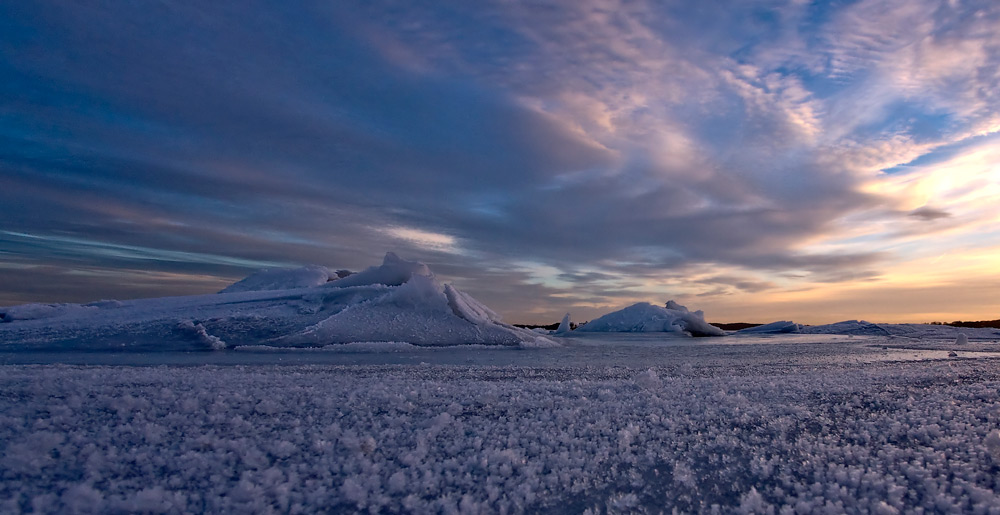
[576,301,726,337]
[219,265,334,293]
[0,253,552,350]
[281,271,537,347]
[801,320,891,336]
[800,321,997,340]
[554,313,572,335]
[737,320,803,334]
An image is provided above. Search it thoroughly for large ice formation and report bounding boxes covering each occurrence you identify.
[576,301,726,337]
[0,253,552,350]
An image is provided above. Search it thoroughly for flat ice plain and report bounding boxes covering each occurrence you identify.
[5,333,1000,513]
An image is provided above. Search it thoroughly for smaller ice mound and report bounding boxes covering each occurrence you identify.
[737,321,803,334]
[576,301,726,337]
[554,313,572,335]
[956,333,968,345]
[220,265,334,293]
[802,320,891,336]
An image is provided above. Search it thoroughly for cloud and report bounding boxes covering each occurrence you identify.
[382,227,459,253]
[0,263,235,306]
[907,206,952,221]
[1,0,999,322]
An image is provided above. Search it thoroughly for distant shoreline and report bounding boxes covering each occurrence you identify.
[517,319,1000,332]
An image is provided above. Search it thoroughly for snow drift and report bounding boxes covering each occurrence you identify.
[576,301,726,337]
[0,253,552,350]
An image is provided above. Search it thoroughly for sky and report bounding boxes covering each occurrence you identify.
[1,0,999,325]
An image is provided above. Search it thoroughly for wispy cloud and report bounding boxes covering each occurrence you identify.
[2,0,999,322]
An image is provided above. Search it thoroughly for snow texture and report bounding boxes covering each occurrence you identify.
[5,355,1000,513]
[577,301,726,337]
[0,253,551,349]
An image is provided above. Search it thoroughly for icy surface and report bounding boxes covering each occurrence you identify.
[4,342,1000,513]
[0,253,550,349]
[576,301,726,337]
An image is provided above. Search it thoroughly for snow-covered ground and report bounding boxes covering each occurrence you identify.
[4,334,1000,513]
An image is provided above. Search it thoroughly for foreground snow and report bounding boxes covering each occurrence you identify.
[3,349,1000,513]
[0,253,551,349]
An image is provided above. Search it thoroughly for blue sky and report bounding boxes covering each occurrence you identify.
[2,0,999,323]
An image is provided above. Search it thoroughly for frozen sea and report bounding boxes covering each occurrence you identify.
[4,333,1000,513]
